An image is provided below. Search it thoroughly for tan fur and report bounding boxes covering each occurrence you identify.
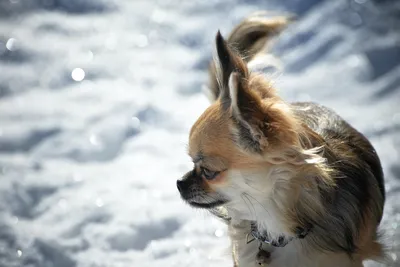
[179,13,385,267]
[189,82,335,238]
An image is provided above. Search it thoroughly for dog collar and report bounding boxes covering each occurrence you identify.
[208,206,312,247]
[247,222,312,247]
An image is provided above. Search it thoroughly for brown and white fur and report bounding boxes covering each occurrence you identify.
[177,13,386,267]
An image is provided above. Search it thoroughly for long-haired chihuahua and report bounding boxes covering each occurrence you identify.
[177,13,386,267]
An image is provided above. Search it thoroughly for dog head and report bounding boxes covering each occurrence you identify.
[177,31,322,214]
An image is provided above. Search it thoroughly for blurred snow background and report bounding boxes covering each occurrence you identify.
[0,0,399,266]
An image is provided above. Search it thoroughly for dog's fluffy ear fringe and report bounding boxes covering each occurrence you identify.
[264,146,326,165]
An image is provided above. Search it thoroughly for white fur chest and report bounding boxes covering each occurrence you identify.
[224,167,294,240]
[223,169,355,267]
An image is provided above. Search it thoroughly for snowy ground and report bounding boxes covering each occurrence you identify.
[0,0,399,266]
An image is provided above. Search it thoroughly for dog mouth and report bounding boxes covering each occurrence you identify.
[176,178,227,209]
[187,199,227,209]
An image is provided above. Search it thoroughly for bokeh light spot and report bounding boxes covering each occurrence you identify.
[71,68,85,82]
[214,229,224,237]
[6,38,18,51]
[89,134,100,146]
[131,116,141,130]
[96,198,104,207]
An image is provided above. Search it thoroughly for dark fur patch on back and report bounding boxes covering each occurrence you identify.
[292,102,385,255]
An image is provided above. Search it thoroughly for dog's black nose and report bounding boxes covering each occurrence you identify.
[176,179,186,194]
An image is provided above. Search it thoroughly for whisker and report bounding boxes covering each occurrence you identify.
[241,193,253,218]
[242,192,258,222]
[244,192,271,218]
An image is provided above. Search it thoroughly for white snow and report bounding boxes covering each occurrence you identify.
[0,0,399,267]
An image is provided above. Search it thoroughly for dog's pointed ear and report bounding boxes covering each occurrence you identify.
[213,31,248,105]
[228,72,270,153]
[214,31,293,154]
[213,31,270,153]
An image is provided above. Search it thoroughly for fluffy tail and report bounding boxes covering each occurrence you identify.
[208,12,293,100]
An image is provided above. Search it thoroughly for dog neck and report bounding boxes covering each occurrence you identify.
[224,165,295,239]
[225,161,323,244]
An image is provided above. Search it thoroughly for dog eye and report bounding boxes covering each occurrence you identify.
[201,167,219,180]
